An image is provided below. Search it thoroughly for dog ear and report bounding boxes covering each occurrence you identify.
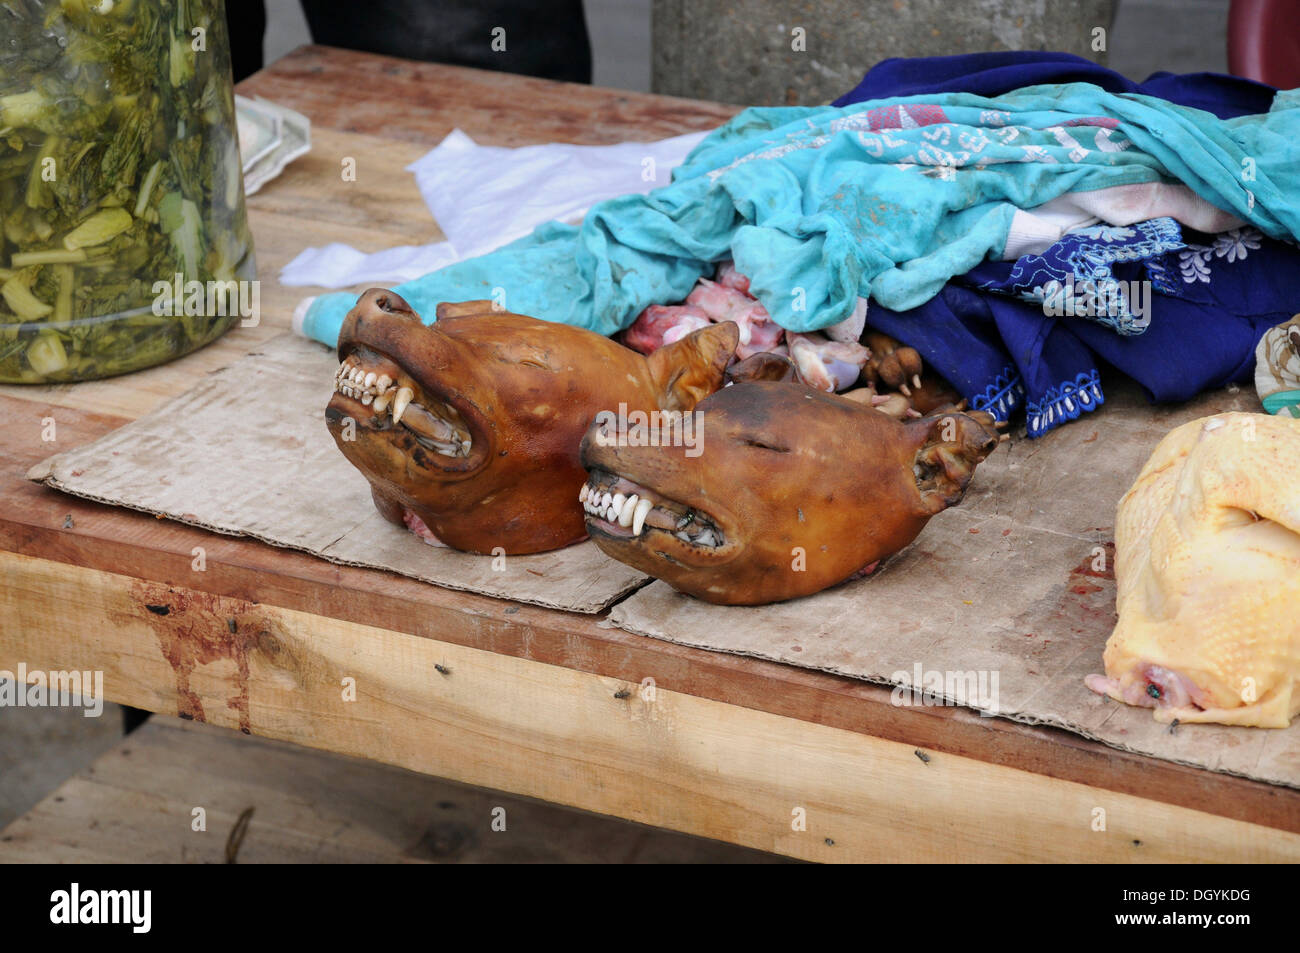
[648,321,739,411]
[725,351,805,386]
[907,412,1001,515]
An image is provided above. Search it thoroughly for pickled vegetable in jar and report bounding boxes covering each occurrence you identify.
[0,0,255,383]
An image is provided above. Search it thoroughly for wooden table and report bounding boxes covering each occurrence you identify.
[2,46,1297,863]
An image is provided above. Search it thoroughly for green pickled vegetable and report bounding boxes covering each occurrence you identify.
[0,0,255,383]
[63,208,133,249]
[27,330,68,375]
[11,247,86,267]
[2,275,53,319]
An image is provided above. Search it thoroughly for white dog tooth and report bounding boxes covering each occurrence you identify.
[611,493,625,514]
[377,374,391,391]
[579,484,589,503]
[632,498,653,536]
[373,392,390,413]
[364,371,377,388]
[361,393,373,406]
[392,386,414,425]
[618,494,638,527]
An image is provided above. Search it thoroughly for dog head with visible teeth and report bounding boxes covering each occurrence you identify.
[579,380,1001,605]
[325,288,739,555]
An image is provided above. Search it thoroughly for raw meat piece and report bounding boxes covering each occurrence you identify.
[715,260,751,294]
[686,279,783,359]
[788,332,871,392]
[622,304,711,354]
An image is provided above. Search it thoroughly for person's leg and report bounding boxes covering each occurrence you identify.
[299,0,592,83]
[225,0,268,82]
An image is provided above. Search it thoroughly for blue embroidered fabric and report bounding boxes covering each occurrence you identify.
[836,53,1295,437]
[974,218,1186,336]
[868,224,1299,438]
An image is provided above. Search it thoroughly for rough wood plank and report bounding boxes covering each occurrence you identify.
[3,554,1295,862]
[2,395,1298,834]
[0,718,784,863]
[238,45,742,148]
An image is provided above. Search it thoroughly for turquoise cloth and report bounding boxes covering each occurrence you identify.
[301,84,1300,347]
[1263,389,1300,417]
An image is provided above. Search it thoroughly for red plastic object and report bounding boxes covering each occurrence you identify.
[1228,0,1300,88]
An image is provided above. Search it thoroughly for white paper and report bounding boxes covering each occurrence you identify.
[279,128,708,290]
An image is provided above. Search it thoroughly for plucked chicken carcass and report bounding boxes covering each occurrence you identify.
[1086,412,1300,727]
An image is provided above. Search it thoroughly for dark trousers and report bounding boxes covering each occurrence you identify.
[226,0,592,83]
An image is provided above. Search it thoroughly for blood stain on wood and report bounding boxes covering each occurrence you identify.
[122,581,259,734]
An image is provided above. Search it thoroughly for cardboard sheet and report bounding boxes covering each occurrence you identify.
[609,383,1300,789]
[27,333,649,613]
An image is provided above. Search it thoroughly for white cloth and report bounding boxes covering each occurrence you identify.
[279,242,459,288]
[279,128,709,289]
[1002,182,1247,259]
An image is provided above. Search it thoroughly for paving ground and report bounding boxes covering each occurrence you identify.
[0,681,125,830]
[1,717,790,863]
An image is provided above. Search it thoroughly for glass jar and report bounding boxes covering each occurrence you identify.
[0,0,254,383]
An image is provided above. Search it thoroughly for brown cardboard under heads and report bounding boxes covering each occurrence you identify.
[609,383,1300,790]
[27,333,649,613]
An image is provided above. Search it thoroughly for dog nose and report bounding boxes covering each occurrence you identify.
[358,287,419,322]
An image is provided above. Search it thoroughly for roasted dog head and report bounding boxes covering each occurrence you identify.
[578,379,1000,604]
[325,289,738,555]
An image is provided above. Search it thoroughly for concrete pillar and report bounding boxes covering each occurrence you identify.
[652,0,1118,106]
